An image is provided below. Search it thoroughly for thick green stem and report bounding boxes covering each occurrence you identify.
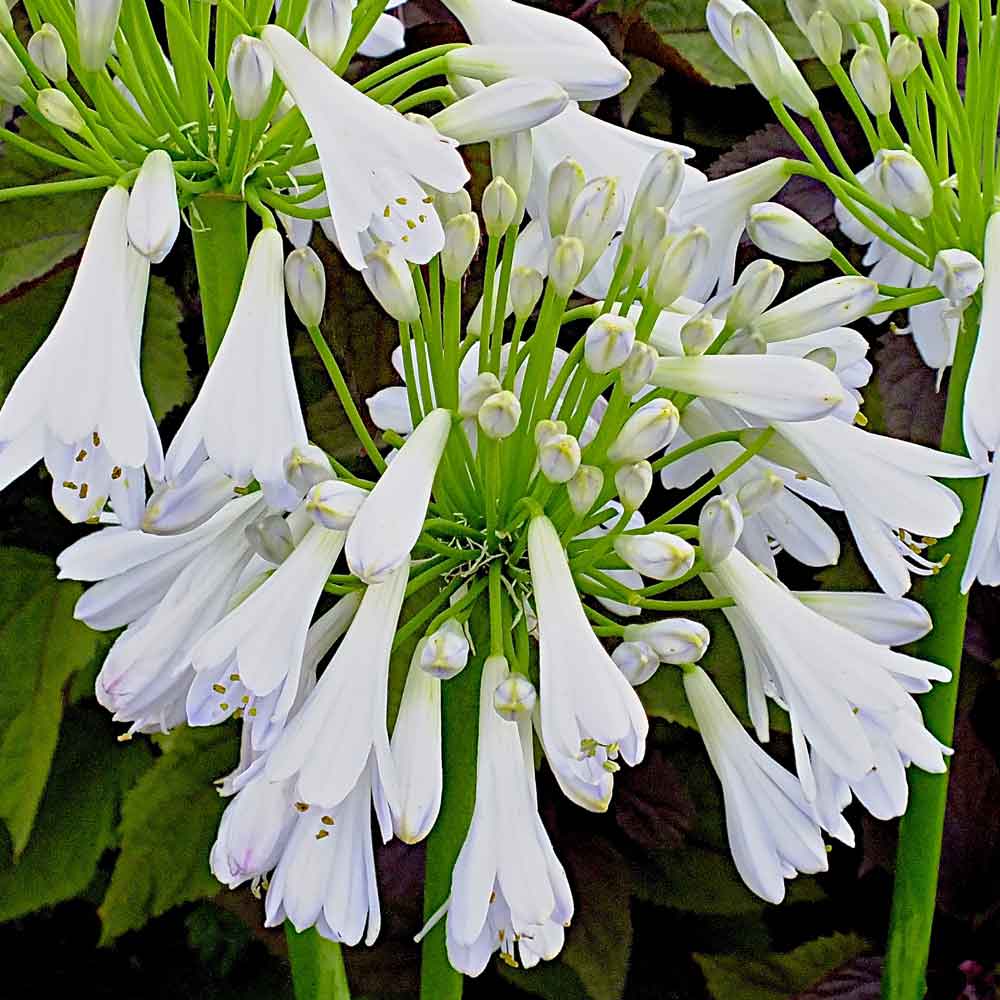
[191,195,248,360]
[883,307,985,1000]
[285,926,352,1000]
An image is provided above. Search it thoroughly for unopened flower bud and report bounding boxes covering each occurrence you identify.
[904,0,938,36]
[727,259,784,330]
[614,531,696,581]
[38,88,84,132]
[875,148,933,218]
[805,10,842,66]
[680,312,719,356]
[826,0,880,22]
[931,248,985,305]
[698,494,744,565]
[434,77,566,145]
[547,157,586,237]
[887,35,921,81]
[624,618,710,664]
[0,34,25,89]
[534,419,567,448]
[490,130,533,220]
[143,462,236,534]
[442,212,480,281]
[419,619,470,680]
[478,390,521,439]
[737,470,786,515]
[607,398,681,464]
[285,443,334,494]
[76,0,123,72]
[493,670,537,720]
[850,45,891,117]
[651,226,711,309]
[751,276,879,342]
[539,433,581,483]
[459,372,503,418]
[629,206,668,277]
[305,0,351,68]
[510,266,544,320]
[245,514,295,565]
[285,247,327,327]
[747,201,833,262]
[615,460,653,510]
[363,242,420,322]
[305,479,368,530]
[547,235,585,298]
[612,641,659,686]
[567,465,604,515]
[621,341,658,396]
[585,314,636,374]
[632,148,686,219]
[28,24,67,83]
[482,176,518,238]
[127,149,180,264]
[434,187,472,225]
[228,35,274,121]
[565,176,623,278]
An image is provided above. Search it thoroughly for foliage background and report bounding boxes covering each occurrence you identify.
[1,2,998,997]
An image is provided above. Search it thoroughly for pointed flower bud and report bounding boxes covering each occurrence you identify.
[245,513,295,565]
[632,148,687,220]
[566,177,623,278]
[127,149,180,264]
[612,641,659,686]
[493,671,537,720]
[534,419,567,448]
[510,266,544,320]
[363,242,420,322]
[727,259,784,330]
[434,187,473,225]
[567,465,604,516]
[228,35,274,121]
[442,212,480,281]
[305,0,351,68]
[736,470,785,515]
[28,24,67,83]
[615,460,653,510]
[490,130,532,220]
[805,10,842,66]
[874,148,933,218]
[931,249,985,305]
[284,247,327,327]
[607,398,681,464]
[306,480,368,530]
[887,35,921,81]
[747,202,833,262]
[419,619,470,680]
[547,157,586,237]
[650,226,711,309]
[478,390,521,439]
[482,175,518,237]
[547,235,585,298]
[623,618,710,664]
[680,312,719,356]
[76,0,123,72]
[621,342,658,396]
[751,276,880,342]
[614,531,696,581]
[699,494,745,565]
[850,45,891,117]
[585,314,636,374]
[539,433,582,484]
[37,88,83,132]
[459,371,503,418]
[285,443,334,493]
[904,0,939,36]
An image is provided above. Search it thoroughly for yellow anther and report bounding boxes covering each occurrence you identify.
[78,483,89,499]
[315,829,330,840]
[92,431,101,447]
[212,683,226,694]
[111,466,122,480]
[321,815,335,826]
[75,449,87,462]
[295,802,309,812]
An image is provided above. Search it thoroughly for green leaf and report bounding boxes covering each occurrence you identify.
[141,276,192,422]
[695,933,870,1000]
[0,707,151,921]
[0,547,101,853]
[99,725,240,943]
[620,55,666,127]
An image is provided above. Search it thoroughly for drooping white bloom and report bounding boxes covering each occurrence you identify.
[162,229,309,511]
[0,186,161,528]
[346,407,451,583]
[357,0,408,58]
[76,0,123,72]
[446,654,573,975]
[791,590,932,646]
[262,25,469,269]
[528,515,648,811]
[683,664,833,903]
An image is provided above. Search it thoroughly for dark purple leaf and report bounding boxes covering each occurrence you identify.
[613,747,696,851]
[874,330,947,448]
[793,955,882,999]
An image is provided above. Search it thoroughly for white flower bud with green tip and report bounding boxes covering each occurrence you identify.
[736,470,785,515]
[76,0,123,72]
[539,433,582,484]
[747,202,833,262]
[434,187,473,226]
[28,23,67,83]
[547,235,585,298]
[285,443,335,494]
[228,35,275,121]
[632,147,687,220]
[612,641,659,686]
[850,45,891,117]
[621,342,658,396]
[585,314,636,374]
[245,513,296,565]
[614,531,696,581]
[650,227,711,309]
[547,157,586,237]
[566,177,623,279]
[727,259,784,331]
[534,419,567,449]
[459,372,503,418]
[567,464,604,516]
[419,619,470,680]
[874,148,934,218]
[904,0,939,36]
[887,35,922,81]
[510,265,544,320]
[614,460,653,510]
[931,249,984,305]
[442,212,480,281]
[805,10,842,66]
[750,276,880,342]
[284,247,327,328]
[624,618,710,664]
[699,494,744,565]
[826,0,880,22]
[607,398,681,464]
[362,242,420,322]
[305,480,368,530]
[493,671,537,721]
[482,175,518,238]
[680,311,720,356]
[127,149,181,264]
[478,390,521,439]
[305,0,352,68]
[37,88,84,133]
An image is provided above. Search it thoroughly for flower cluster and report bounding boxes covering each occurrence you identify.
[0,0,987,981]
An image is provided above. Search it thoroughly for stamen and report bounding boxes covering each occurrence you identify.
[75,449,87,462]
[294,802,309,812]
[111,466,122,480]
[92,431,101,447]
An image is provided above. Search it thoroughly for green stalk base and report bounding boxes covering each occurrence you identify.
[286,925,352,1000]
